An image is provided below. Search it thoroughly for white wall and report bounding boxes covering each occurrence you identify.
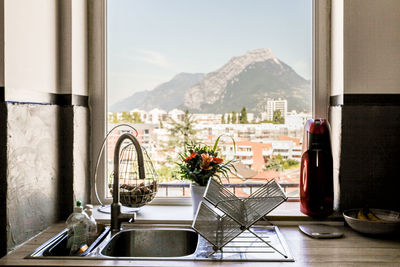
[3,0,88,101]
[0,0,4,87]
[332,0,400,95]
[331,0,343,96]
[72,0,88,96]
[4,0,58,99]
[344,0,400,94]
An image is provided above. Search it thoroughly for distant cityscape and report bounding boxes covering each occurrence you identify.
[107,98,311,198]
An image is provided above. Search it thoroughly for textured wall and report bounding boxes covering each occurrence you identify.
[6,103,60,249]
[339,105,400,211]
[0,103,7,256]
[57,106,74,220]
[73,106,90,206]
[2,103,90,252]
[0,0,90,256]
[329,106,342,211]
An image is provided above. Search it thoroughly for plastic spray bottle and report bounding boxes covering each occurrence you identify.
[66,201,90,255]
[84,204,98,245]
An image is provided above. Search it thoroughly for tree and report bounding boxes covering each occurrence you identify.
[282,159,299,169]
[227,114,231,124]
[221,114,225,124]
[132,112,143,123]
[239,107,248,124]
[232,111,237,124]
[111,113,119,123]
[121,111,134,123]
[265,155,299,171]
[265,155,283,171]
[168,110,197,151]
[273,110,284,124]
[157,166,174,182]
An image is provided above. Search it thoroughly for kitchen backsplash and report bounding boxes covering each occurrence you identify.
[0,102,89,254]
[330,94,400,212]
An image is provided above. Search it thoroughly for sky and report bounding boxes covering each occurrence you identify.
[108,0,312,105]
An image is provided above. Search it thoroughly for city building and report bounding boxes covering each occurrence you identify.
[192,113,222,124]
[168,108,185,122]
[286,111,311,128]
[147,108,168,124]
[264,98,288,121]
[129,108,148,123]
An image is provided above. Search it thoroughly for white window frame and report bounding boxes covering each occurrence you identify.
[89,0,331,205]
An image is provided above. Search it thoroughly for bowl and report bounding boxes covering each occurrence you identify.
[343,208,400,235]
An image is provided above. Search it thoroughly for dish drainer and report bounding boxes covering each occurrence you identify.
[192,178,288,258]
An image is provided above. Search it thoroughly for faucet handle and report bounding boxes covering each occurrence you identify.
[119,212,136,224]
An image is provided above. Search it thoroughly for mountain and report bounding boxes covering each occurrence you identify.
[183,48,310,113]
[111,48,311,114]
[110,73,205,112]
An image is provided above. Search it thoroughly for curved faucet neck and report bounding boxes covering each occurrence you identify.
[112,133,145,204]
[111,133,144,233]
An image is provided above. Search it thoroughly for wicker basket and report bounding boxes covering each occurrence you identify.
[111,181,158,208]
[108,132,158,208]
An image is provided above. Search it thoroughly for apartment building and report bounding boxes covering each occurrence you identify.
[263,98,288,121]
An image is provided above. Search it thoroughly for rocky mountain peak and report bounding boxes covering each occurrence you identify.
[172,72,204,81]
[110,48,310,114]
[183,48,279,110]
[243,48,275,61]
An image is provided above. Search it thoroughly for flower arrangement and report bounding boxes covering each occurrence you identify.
[177,138,235,186]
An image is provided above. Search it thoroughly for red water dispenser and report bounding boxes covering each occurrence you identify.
[300,119,333,217]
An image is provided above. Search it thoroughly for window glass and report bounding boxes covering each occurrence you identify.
[107,0,312,199]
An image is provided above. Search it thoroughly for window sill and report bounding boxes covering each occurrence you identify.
[93,202,343,225]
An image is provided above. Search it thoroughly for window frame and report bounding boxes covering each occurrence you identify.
[89,0,331,205]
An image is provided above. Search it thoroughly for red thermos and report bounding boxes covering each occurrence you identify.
[300,119,333,217]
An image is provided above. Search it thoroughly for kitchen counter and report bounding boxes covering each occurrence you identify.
[91,202,342,224]
[1,220,399,266]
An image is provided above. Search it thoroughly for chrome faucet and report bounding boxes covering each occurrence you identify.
[111,133,145,234]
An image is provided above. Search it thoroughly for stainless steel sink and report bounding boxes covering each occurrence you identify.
[100,229,198,258]
[26,225,294,262]
[26,226,110,258]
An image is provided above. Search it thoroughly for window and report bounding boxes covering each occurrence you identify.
[90,0,330,205]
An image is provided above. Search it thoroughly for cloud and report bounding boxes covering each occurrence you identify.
[134,49,170,68]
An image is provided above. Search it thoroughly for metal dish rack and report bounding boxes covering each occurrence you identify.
[192,178,288,258]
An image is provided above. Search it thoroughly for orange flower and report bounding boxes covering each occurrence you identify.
[200,153,213,170]
[213,157,223,164]
[184,153,197,162]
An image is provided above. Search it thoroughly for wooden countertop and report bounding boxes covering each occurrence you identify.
[1,222,399,266]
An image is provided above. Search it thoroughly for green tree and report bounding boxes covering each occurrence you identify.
[132,112,143,123]
[232,111,237,124]
[111,113,119,123]
[157,166,174,182]
[239,107,248,124]
[273,110,284,124]
[121,111,134,123]
[265,155,299,171]
[221,114,225,124]
[265,155,284,171]
[169,110,197,151]
[282,159,299,169]
[227,114,231,124]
